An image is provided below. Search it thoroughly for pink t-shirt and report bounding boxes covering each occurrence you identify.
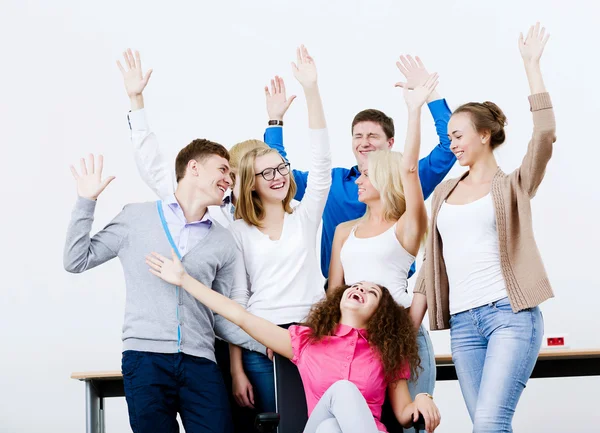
[289,324,410,433]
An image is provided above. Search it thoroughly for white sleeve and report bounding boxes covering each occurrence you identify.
[128,109,176,200]
[296,128,332,225]
[228,224,250,307]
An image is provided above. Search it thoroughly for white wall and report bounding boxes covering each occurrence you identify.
[1,0,599,431]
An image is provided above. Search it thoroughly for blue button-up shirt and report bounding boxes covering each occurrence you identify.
[265,99,456,277]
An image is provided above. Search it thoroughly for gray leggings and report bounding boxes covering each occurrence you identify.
[303,380,385,433]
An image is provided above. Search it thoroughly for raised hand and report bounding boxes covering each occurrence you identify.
[292,45,317,88]
[146,250,186,287]
[265,75,296,121]
[70,154,115,200]
[117,49,153,99]
[402,73,439,111]
[395,55,432,90]
[519,22,549,64]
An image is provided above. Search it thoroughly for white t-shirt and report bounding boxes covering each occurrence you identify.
[229,129,331,324]
[437,193,507,314]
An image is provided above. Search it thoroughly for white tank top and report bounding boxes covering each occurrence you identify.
[340,222,415,308]
[437,193,507,314]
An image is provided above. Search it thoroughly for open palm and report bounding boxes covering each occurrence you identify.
[404,73,439,110]
[117,49,153,98]
[146,251,186,287]
[265,75,296,121]
[395,55,431,90]
[519,22,549,63]
[292,45,317,88]
[70,154,115,200]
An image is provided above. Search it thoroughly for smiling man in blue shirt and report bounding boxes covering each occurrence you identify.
[264,56,456,279]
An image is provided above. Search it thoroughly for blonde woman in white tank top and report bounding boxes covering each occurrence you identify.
[329,69,440,430]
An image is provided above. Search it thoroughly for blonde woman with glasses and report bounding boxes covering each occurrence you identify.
[226,45,331,414]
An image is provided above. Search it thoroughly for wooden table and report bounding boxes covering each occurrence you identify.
[435,349,600,381]
[72,349,600,433]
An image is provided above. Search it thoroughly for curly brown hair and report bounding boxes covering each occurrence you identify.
[303,284,421,382]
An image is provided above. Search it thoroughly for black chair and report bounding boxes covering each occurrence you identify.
[254,413,280,433]
[254,354,425,433]
[273,354,308,432]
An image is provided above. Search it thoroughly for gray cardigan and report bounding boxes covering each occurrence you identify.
[64,197,264,361]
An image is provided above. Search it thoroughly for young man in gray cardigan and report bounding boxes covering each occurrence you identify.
[64,142,262,433]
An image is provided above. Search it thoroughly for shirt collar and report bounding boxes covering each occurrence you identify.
[221,191,233,207]
[165,194,179,206]
[347,165,361,180]
[166,194,213,226]
[334,323,369,341]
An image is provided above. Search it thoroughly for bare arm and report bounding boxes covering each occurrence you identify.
[397,73,439,256]
[409,293,428,332]
[520,23,548,95]
[328,222,354,288]
[229,344,245,377]
[389,380,441,432]
[229,344,255,408]
[293,45,326,130]
[146,251,293,359]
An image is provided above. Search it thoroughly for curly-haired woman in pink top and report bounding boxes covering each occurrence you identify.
[147,248,441,432]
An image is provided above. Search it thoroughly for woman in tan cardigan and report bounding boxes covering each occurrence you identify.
[410,22,555,433]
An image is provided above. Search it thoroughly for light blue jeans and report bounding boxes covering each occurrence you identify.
[405,325,436,433]
[450,297,543,433]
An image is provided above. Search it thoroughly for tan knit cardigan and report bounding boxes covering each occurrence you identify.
[414,92,556,331]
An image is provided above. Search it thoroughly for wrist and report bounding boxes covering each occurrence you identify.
[129,94,144,110]
[407,106,422,115]
[181,272,192,289]
[79,194,98,201]
[268,119,284,126]
[426,90,442,104]
[230,367,246,377]
[415,392,433,401]
[523,60,541,70]
[302,82,319,93]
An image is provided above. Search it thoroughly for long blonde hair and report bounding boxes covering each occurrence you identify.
[234,148,297,227]
[228,139,269,187]
[364,150,406,221]
[229,139,269,170]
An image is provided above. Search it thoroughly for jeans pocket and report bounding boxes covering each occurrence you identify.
[491,297,513,313]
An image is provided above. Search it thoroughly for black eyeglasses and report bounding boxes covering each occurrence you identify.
[255,162,291,181]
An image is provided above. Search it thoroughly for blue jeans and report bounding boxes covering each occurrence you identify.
[405,324,436,433]
[242,348,276,413]
[122,351,233,433]
[450,297,543,433]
